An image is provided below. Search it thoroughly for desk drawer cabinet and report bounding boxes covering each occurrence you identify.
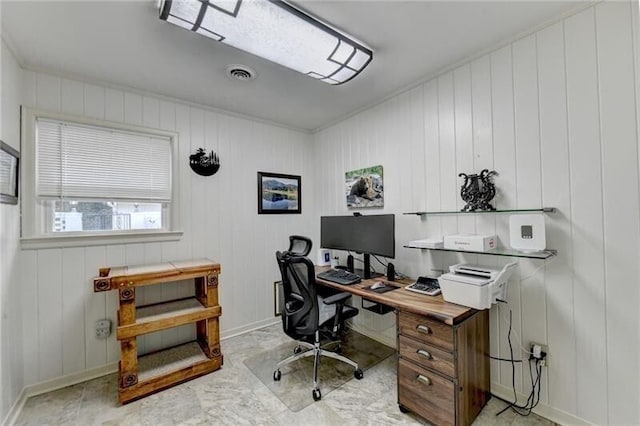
[399,358,455,426]
[397,310,489,426]
[398,311,454,351]
[399,335,455,377]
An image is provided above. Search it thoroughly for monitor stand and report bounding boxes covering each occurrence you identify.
[353,268,383,280]
[348,254,383,279]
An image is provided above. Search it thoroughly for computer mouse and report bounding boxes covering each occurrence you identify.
[370,281,386,290]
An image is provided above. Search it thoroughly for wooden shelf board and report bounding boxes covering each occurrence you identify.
[138,341,209,382]
[117,298,221,339]
[119,341,222,404]
[137,298,205,323]
[171,259,220,274]
[94,258,220,290]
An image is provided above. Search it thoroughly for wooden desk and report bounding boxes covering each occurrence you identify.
[316,267,490,426]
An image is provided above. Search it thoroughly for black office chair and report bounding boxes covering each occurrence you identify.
[286,235,313,257]
[279,235,358,340]
[273,250,362,401]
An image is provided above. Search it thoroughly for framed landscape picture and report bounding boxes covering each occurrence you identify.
[0,140,19,205]
[257,171,301,214]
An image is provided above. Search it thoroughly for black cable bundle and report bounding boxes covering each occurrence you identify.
[491,300,544,417]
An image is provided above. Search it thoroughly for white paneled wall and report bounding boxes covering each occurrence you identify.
[18,70,315,387]
[1,39,24,421]
[314,3,639,425]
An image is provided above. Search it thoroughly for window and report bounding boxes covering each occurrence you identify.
[21,108,181,248]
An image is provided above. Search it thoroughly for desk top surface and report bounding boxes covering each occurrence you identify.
[315,266,477,326]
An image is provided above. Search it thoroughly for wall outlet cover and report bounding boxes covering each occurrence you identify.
[95,319,112,339]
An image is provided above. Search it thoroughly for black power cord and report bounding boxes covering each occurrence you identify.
[492,299,545,417]
[372,255,411,279]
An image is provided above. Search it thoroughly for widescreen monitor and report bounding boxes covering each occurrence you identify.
[320,214,395,259]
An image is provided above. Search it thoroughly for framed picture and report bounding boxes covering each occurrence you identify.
[257,171,301,214]
[345,165,383,208]
[0,140,19,205]
[273,281,283,317]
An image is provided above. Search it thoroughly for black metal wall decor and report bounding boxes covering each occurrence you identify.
[189,148,220,176]
[458,169,497,211]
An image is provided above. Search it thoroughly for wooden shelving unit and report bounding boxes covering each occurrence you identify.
[93,259,222,404]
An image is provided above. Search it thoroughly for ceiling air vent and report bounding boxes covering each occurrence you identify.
[226,65,256,82]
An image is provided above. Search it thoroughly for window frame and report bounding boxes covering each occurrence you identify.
[21,107,182,249]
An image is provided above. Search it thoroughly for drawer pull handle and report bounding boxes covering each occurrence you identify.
[416,349,433,360]
[416,325,432,334]
[416,374,432,386]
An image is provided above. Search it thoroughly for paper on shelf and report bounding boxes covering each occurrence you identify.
[407,238,444,248]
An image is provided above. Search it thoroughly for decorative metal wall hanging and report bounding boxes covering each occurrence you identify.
[458,169,497,211]
[189,148,220,176]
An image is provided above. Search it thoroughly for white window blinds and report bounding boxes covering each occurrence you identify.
[36,119,172,202]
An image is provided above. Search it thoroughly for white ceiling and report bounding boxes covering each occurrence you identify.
[2,1,583,131]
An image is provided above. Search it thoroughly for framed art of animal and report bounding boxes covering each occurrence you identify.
[345,165,383,208]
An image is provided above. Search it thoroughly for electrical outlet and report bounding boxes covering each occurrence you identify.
[96,319,112,339]
[529,342,548,366]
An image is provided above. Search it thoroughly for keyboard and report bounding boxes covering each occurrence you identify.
[406,276,441,296]
[317,269,362,285]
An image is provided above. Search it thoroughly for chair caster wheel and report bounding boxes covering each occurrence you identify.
[335,345,342,354]
[399,404,410,413]
[354,368,364,380]
[293,346,302,354]
[312,388,322,401]
[273,370,281,381]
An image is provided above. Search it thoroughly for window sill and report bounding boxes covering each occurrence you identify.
[21,230,183,250]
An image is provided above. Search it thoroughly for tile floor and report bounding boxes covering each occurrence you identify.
[15,325,555,425]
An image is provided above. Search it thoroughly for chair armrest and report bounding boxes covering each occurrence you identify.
[322,292,351,305]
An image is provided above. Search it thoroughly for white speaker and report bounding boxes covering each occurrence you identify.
[316,249,331,266]
[509,214,546,252]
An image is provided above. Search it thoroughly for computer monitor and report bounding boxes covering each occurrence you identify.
[320,214,395,279]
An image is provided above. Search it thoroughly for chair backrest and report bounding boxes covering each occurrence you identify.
[276,251,319,339]
[287,235,312,256]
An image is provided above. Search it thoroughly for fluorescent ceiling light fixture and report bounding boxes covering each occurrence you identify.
[158,0,373,85]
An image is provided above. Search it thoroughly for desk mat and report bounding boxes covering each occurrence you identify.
[243,330,394,412]
[367,284,399,294]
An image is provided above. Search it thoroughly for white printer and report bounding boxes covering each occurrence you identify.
[438,262,518,310]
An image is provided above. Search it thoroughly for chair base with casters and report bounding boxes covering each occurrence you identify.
[273,330,363,401]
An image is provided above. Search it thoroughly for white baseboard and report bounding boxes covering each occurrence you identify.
[2,363,118,426]
[2,388,26,426]
[1,320,281,425]
[221,318,280,341]
[6,322,592,426]
[491,383,594,426]
[26,363,119,398]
